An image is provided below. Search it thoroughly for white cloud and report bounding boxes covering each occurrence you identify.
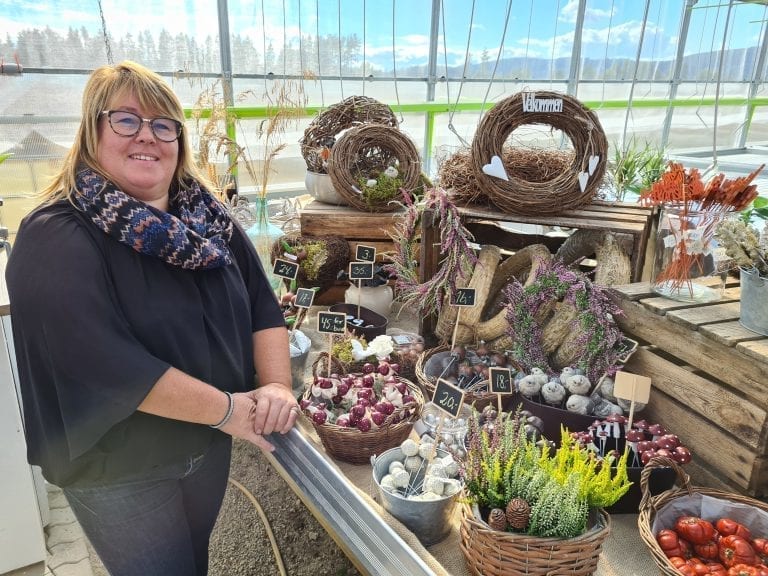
[559,0,615,24]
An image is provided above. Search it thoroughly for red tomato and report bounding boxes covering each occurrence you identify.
[678,517,717,545]
[660,529,692,558]
[704,563,728,576]
[757,565,768,576]
[695,541,721,561]
[753,539,768,557]
[717,519,753,542]
[720,535,757,568]
[669,556,689,568]
[727,564,759,576]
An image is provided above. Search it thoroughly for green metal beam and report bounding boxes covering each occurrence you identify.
[186,97,768,119]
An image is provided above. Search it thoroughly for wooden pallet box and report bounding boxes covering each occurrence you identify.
[609,282,768,497]
[299,200,411,262]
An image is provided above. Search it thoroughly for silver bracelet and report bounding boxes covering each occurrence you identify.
[210,391,234,429]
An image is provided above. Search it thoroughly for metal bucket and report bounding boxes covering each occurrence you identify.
[371,446,459,546]
[740,267,768,336]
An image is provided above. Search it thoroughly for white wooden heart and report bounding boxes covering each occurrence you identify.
[588,155,600,176]
[482,155,509,181]
[578,171,589,193]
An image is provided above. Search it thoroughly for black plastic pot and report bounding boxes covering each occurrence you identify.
[328,303,388,341]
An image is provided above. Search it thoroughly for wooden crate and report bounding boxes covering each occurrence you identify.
[298,200,410,304]
[299,200,409,262]
[609,282,768,497]
[419,201,657,337]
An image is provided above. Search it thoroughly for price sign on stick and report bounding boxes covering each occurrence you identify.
[348,261,375,280]
[449,287,476,355]
[317,310,347,378]
[355,244,377,262]
[489,367,513,414]
[432,378,465,418]
[613,371,652,430]
[273,258,299,280]
[293,287,315,309]
[451,288,476,307]
[317,311,346,334]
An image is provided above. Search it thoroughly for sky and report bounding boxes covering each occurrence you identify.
[1,0,767,69]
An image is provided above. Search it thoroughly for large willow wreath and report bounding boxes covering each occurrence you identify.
[300,95,399,174]
[471,90,608,215]
[327,124,422,212]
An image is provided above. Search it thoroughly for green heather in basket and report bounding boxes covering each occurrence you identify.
[461,410,632,538]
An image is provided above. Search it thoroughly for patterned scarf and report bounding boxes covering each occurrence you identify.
[73,168,233,270]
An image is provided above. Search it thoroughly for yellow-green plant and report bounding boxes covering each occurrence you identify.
[461,410,632,539]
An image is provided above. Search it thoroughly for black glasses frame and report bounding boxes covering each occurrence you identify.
[101,110,183,142]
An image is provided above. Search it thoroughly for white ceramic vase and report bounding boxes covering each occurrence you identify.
[344,284,393,319]
[305,171,348,205]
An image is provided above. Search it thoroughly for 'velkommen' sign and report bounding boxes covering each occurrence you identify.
[522,92,563,113]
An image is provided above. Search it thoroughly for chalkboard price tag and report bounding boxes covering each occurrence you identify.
[432,378,465,418]
[451,288,476,307]
[273,258,299,280]
[355,244,377,262]
[317,311,346,334]
[349,261,375,280]
[293,287,315,309]
[489,367,513,394]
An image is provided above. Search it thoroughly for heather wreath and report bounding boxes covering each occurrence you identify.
[503,259,625,383]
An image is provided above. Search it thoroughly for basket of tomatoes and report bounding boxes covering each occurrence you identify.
[639,456,768,576]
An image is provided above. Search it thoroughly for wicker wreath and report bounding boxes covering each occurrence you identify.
[471,90,608,215]
[438,146,574,206]
[300,95,399,174]
[270,233,350,290]
[327,124,422,212]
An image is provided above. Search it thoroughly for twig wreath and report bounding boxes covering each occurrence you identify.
[471,90,608,215]
[300,95,399,175]
[327,124,423,212]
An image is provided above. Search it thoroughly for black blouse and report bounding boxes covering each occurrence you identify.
[6,200,285,486]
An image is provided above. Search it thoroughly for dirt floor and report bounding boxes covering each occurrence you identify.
[208,440,361,576]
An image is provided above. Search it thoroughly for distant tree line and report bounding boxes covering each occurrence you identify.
[0,26,761,82]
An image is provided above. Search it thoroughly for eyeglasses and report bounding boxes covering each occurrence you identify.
[101,110,183,143]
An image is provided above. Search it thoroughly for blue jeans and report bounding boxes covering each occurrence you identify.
[63,438,232,576]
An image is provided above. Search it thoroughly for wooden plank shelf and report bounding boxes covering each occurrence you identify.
[610,281,768,497]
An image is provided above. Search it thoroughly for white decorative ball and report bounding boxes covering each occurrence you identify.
[388,460,405,475]
[423,475,444,496]
[379,474,396,491]
[392,468,410,489]
[400,438,419,457]
[404,455,423,473]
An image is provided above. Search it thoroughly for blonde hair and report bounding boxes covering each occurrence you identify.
[40,60,213,204]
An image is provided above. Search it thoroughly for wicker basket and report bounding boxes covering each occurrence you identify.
[415,345,500,412]
[638,456,768,576]
[311,350,417,382]
[459,501,611,576]
[301,376,423,464]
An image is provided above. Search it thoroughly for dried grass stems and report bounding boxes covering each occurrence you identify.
[384,188,478,318]
[470,91,608,215]
[189,81,238,201]
[328,124,422,212]
[437,146,575,206]
[300,95,399,174]
[236,79,308,199]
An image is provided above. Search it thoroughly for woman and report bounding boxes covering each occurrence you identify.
[6,60,299,575]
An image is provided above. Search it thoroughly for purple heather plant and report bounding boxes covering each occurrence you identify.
[384,187,478,317]
[503,259,625,383]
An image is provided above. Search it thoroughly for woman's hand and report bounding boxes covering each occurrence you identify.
[219,392,280,452]
[249,383,300,437]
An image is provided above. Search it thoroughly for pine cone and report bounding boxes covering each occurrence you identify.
[506,498,531,530]
[487,508,508,531]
